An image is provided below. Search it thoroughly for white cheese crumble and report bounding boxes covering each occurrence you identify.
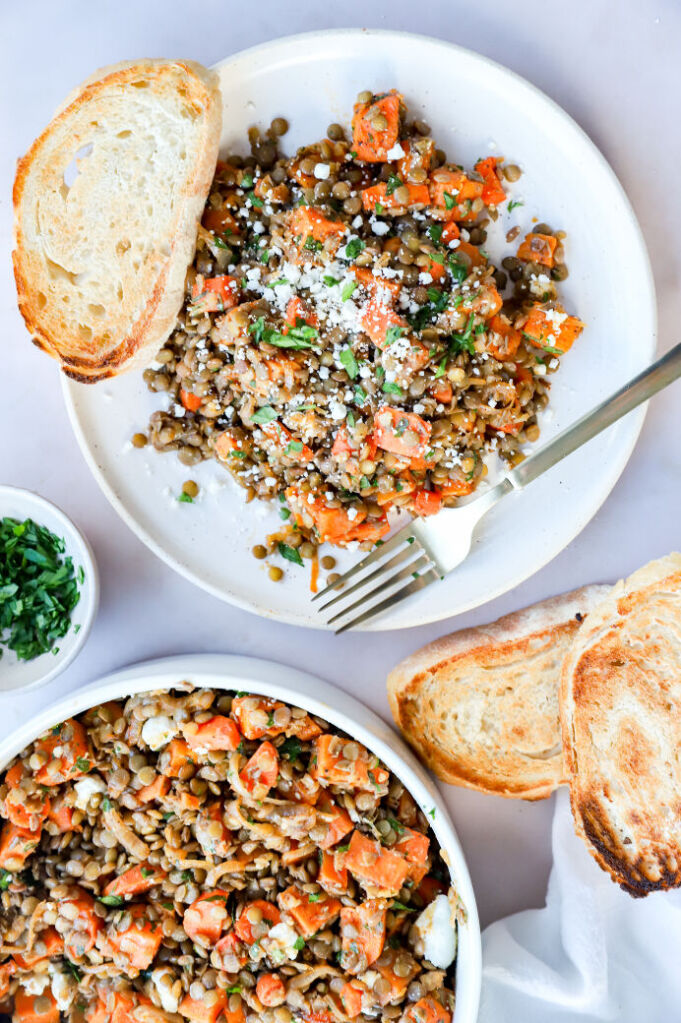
[50,969,75,1012]
[141,715,178,751]
[386,142,406,160]
[414,894,457,968]
[21,974,50,995]
[314,163,330,180]
[262,922,301,964]
[73,774,107,811]
[152,968,179,1013]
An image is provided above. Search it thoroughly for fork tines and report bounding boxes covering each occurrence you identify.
[313,525,438,632]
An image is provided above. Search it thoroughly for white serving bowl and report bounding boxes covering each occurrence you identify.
[0,485,99,691]
[0,654,481,1021]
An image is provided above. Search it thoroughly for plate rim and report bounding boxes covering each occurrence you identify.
[62,27,657,631]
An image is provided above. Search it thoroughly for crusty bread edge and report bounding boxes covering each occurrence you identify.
[12,59,222,383]
[561,554,681,895]
[387,584,611,800]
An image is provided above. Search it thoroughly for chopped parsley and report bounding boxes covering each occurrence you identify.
[443,191,457,210]
[383,382,405,397]
[385,174,403,196]
[75,757,91,773]
[507,198,524,212]
[177,492,193,504]
[344,238,365,259]
[251,406,279,426]
[341,279,358,302]
[279,737,303,761]
[293,936,306,951]
[339,346,359,380]
[98,894,123,907]
[304,235,323,252]
[278,542,304,567]
[385,325,406,346]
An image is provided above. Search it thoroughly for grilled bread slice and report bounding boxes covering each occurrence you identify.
[13,59,221,382]
[561,553,681,896]
[387,586,609,800]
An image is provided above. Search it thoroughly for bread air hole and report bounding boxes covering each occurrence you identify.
[62,143,94,192]
[78,324,93,341]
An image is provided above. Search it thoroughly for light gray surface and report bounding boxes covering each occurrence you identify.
[1,0,679,929]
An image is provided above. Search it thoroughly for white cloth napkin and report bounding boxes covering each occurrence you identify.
[478,788,681,1021]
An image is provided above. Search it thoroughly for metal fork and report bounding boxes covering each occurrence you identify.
[313,340,681,632]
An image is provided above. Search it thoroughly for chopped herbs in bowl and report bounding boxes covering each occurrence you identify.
[0,487,98,690]
[0,517,82,660]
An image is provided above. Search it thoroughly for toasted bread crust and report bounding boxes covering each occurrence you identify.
[561,554,681,895]
[13,59,222,382]
[388,585,609,800]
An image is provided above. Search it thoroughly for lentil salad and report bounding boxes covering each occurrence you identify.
[141,89,584,562]
[0,686,462,1023]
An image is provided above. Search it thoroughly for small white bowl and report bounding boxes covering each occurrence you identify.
[0,486,99,691]
[0,654,481,1019]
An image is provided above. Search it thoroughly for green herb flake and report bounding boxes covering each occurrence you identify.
[391,900,415,912]
[177,492,194,504]
[428,807,436,820]
[98,894,124,907]
[428,224,443,244]
[341,279,358,302]
[385,325,406,346]
[241,173,254,189]
[346,409,356,428]
[344,238,365,260]
[308,893,322,903]
[278,542,304,567]
[226,985,242,994]
[293,936,306,951]
[339,346,359,380]
[304,235,323,252]
[375,202,385,215]
[75,757,90,773]
[323,275,340,287]
[443,192,457,210]
[507,199,524,212]
[279,737,303,761]
[383,382,404,397]
[386,175,403,196]
[0,870,12,891]
[252,406,279,426]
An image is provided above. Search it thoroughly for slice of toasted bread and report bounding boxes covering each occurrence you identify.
[387,586,609,800]
[13,59,221,382]
[561,553,681,896]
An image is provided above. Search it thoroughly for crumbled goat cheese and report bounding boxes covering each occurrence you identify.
[74,774,107,811]
[314,163,330,180]
[141,715,179,751]
[386,142,406,160]
[414,894,458,968]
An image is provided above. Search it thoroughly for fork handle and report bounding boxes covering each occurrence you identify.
[507,340,681,490]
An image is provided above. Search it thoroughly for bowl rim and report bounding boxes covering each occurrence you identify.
[63,28,655,630]
[0,484,99,690]
[0,653,482,1021]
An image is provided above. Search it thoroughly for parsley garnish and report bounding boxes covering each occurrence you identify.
[354,385,368,405]
[251,406,278,426]
[293,936,305,951]
[241,173,254,189]
[177,492,193,504]
[386,175,403,196]
[385,325,406,346]
[428,224,443,244]
[443,191,457,210]
[448,256,468,284]
[0,517,83,662]
[278,542,303,567]
[323,275,340,286]
[308,893,322,903]
[98,894,124,907]
[375,202,385,215]
[304,235,323,252]
[279,737,303,761]
[0,870,12,891]
[383,382,405,397]
[391,900,414,912]
[339,347,359,380]
[285,441,304,455]
[344,238,365,260]
[75,757,90,773]
[507,199,524,212]
[341,279,358,301]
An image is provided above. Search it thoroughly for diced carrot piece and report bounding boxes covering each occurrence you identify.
[430,380,453,404]
[474,157,506,206]
[0,822,40,871]
[429,169,483,210]
[344,831,410,895]
[195,801,233,858]
[517,232,557,267]
[182,715,242,752]
[0,960,15,1000]
[373,407,432,460]
[439,477,476,498]
[191,274,240,313]
[239,741,279,800]
[340,899,388,970]
[421,254,446,282]
[12,989,60,1023]
[349,266,402,303]
[313,735,389,792]
[4,763,23,789]
[393,827,430,884]
[214,429,246,462]
[455,240,487,269]
[159,738,194,778]
[521,304,584,353]
[441,221,460,245]
[373,948,419,1004]
[318,850,348,893]
[233,900,281,944]
[412,489,442,518]
[486,314,521,361]
[285,486,390,548]
[179,388,203,413]
[231,696,287,740]
[213,929,248,970]
[460,277,502,318]
[289,775,321,806]
[352,92,402,162]
[415,875,447,904]
[397,138,435,181]
[361,181,430,212]
[360,301,409,350]
[261,421,314,463]
[109,903,163,970]
[179,990,230,1023]
[316,793,354,850]
[278,884,342,937]
[338,980,367,1019]
[202,206,242,238]
[284,296,318,332]
[136,774,170,804]
[403,997,452,1023]
[331,426,355,460]
[256,973,287,1007]
[183,889,231,947]
[290,206,346,245]
[3,786,50,831]
[103,861,166,899]
[34,719,89,786]
[62,891,103,960]
[13,927,63,969]
[254,174,290,203]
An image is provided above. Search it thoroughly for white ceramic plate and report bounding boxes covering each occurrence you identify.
[63,29,655,630]
[0,485,99,690]
[0,653,481,1021]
